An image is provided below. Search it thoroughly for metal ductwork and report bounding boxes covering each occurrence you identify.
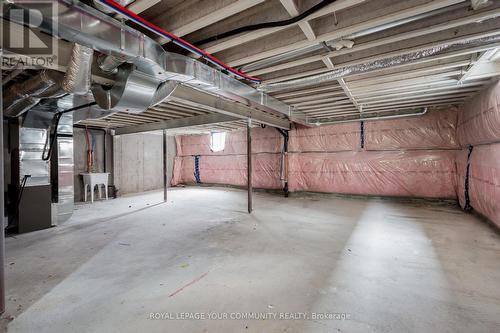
[152,80,179,106]
[263,35,500,93]
[311,108,429,125]
[3,43,94,117]
[2,1,298,122]
[240,2,472,74]
[97,54,126,74]
[91,65,161,113]
[3,70,65,117]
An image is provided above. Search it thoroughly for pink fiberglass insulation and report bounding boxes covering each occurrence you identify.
[457,80,500,146]
[289,123,360,152]
[172,108,460,197]
[365,109,459,150]
[199,154,282,189]
[456,143,500,228]
[288,150,457,198]
[176,127,281,156]
[171,156,195,186]
[454,80,500,227]
[468,143,500,228]
[171,154,281,189]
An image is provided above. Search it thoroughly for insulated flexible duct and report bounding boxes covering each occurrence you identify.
[263,36,500,92]
[3,44,94,117]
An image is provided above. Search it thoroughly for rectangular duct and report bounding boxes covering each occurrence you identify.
[53,113,74,225]
[18,128,50,186]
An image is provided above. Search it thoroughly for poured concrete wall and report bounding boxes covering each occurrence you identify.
[73,128,110,202]
[74,129,176,201]
[113,132,176,197]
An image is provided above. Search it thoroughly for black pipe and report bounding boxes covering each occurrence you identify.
[42,102,97,161]
[276,128,289,197]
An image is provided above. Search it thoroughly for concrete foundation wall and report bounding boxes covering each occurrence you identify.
[113,132,176,197]
[73,128,109,202]
[74,129,176,201]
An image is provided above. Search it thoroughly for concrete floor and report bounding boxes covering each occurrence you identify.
[2,187,500,333]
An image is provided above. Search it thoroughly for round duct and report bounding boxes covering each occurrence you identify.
[91,65,161,113]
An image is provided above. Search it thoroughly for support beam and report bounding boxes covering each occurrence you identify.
[459,48,500,83]
[163,129,168,202]
[247,118,252,214]
[337,78,362,112]
[115,113,239,135]
[127,0,160,13]
[322,56,335,69]
[115,0,160,19]
[279,0,316,40]
[166,85,290,130]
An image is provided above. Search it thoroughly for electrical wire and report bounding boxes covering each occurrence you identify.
[94,0,262,83]
[195,0,338,46]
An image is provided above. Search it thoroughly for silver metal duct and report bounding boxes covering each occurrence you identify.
[97,54,125,74]
[18,127,51,186]
[4,70,65,117]
[152,80,179,106]
[91,65,161,113]
[3,43,94,117]
[54,112,75,224]
[240,3,471,74]
[263,36,500,92]
[311,108,428,125]
[2,1,297,121]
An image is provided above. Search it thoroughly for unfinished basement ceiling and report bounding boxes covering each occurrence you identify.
[8,0,500,133]
[82,0,500,132]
